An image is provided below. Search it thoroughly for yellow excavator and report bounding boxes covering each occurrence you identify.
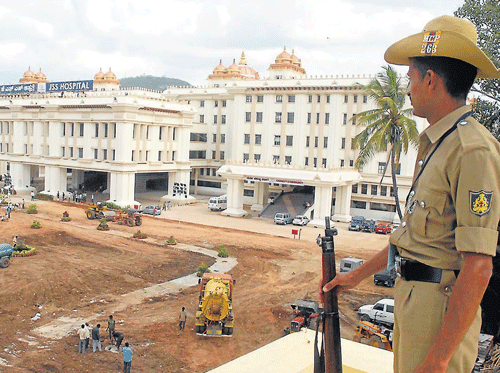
[85,202,116,220]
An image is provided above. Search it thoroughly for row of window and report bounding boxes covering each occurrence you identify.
[242,112,356,125]
[60,122,117,138]
[352,183,395,197]
[351,200,397,212]
[199,114,226,124]
[200,100,227,108]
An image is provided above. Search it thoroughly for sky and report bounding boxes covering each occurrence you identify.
[0,0,467,86]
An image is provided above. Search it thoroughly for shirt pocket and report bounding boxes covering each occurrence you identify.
[410,188,447,239]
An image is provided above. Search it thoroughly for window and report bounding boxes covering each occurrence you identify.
[305,157,309,166]
[322,158,327,167]
[190,133,207,142]
[245,112,251,122]
[343,113,347,125]
[285,155,292,164]
[326,95,330,103]
[287,112,294,123]
[70,123,75,136]
[246,95,252,103]
[371,185,377,195]
[112,149,116,161]
[221,114,226,124]
[352,184,358,193]
[324,137,328,148]
[354,95,358,103]
[276,95,283,103]
[221,134,225,143]
[351,200,367,209]
[212,150,216,159]
[340,159,345,167]
[275,112,282,123]
[215,100,219,107]
[113,123,117,138]
[200,100,205,107]
[316,113,320,124]
[306,136,310,147]
[78,123,84,137]
[273,155,280,163]
[363,95,368,103]
[325,113,330,124]
[243,153,249,162]
[244,134,250,144]
[288,95,295,103]
[286,135,293,146]
[222,100,227,107]
[159,127,163,140]
[244,189,254,197]
[189,150,207,159]
[93,148,98,159]
[213,134,217,143]
[199,115,205,123]
[344,95,348,103]
[61,147,65,157]
[158,150,162,161]
[274,135,281,145]
[349,160,354,167]
[341,138,346,149]
[307,113,311,124]
[370,203,396,212]
[255,134,262,145]
[61,122,66,136]
[173,128,176,140]
[214,115,218,124]
[103,149,108,160]
[254,154,261,161]
[378,162,387,174]
[69,147,73,157]
[314,136,318,148]
[256,112,263,122]
[381,186,388,196]
[212,168,216,176]
[146,125,150,140]
[313,158,317,167]
[317,95,321,103]
[220,151,225,160]
[200,168,205,176]
[104,123,108,138]
[257,95,264,102]
[361,184,368,194]
[78,148,84,158]
[352,114,357,125]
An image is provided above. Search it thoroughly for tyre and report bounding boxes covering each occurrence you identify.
[86,210,95,219]
[0,258,10,268]
[226,327,233,335]
[353,335,361,343]
[222,327,228,335]
[360,314,370,322]
[135,219,142,226]
[127,219,133,227]
[369,335,383,348]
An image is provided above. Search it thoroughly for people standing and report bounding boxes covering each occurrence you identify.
[30,190,35,201]
[167,201,172,211]
[77,324,87,354]
[106,315,115,343]
[84,322,90,351]
[322,15,500,373]
[56,191,60,201]
[162,201,166,211]
[92,324,102,352]
[113,330,124,350]
[62,192,65,201]
[122,342,133,373]
[179,307,187,330]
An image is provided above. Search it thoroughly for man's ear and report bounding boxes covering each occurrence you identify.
[426,70,440,91]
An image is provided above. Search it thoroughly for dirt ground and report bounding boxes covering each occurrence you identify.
[0,197,394,373]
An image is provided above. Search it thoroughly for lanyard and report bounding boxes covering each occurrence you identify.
[405,111,472,207]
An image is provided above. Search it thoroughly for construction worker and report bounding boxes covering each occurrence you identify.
[179,307,187,330]
[323,15,500,373]
[112,330,124,350]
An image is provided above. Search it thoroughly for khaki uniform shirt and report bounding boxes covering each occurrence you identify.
[391,105,500,270]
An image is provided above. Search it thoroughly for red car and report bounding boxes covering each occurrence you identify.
[375,222,392,234]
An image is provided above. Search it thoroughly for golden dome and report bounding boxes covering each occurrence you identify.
[35,69,47,82]
[291,50,301,66]
[94,68,105,80]
[213,60,227,74]
[227,59,240,74]
[276,47,292,64]
[23,68,35,79]
[104,67,116,80]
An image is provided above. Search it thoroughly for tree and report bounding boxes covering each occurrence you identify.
[352,65,419,221]
[455,0,500,140]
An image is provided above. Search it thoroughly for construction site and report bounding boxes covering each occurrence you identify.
[0,193,497,372]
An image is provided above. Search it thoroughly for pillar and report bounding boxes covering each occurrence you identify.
[221,176,246,217]
[43,166,67,196]
[332,185,352,222]
[109,172,138,207]
[10,163,31,191]
[251,182,269,211]
[309,184,333,227]
[163,170,194,202]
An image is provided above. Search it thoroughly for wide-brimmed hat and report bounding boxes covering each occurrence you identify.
[384,15,500,79]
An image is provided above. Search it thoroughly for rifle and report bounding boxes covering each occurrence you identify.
[315,217,342,373]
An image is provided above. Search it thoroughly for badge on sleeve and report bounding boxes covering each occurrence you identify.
[469,190,493,217]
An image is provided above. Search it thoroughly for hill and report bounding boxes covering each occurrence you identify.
[119,75,192,91]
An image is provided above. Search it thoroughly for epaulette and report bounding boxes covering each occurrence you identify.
[456,116,491,151]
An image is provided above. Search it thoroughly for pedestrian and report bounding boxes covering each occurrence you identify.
[84,322,90,351]
[77,324,87,354]
[122,342,133,373]
[6,206,11,219]
[91,194,94,204]
[316,234,322,246]
[113,330,124,350]
[62,192,65,201]
[30,190,34,201]
[167,201,172,211]
[92,324,102,352]
[21,198,24,209]
[322,15,500,373]
[106,315,115,343]
[179,307,187,330]
[12,235,18,247]
[162,201,166,211]
[153,206,157,217]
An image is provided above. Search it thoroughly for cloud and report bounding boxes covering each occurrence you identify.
[0,43,26,60]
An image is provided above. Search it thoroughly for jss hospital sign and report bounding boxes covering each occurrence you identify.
[0,80,93,95]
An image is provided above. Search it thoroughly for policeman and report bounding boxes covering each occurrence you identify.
[323,15,500,373]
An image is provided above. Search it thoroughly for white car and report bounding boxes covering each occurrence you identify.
[142,205,161,216]
[292,215,310,226]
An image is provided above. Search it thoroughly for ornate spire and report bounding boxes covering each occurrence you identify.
[239,51,247,65]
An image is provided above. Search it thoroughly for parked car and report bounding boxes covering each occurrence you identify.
[375,222,392,234]
[361,219,376,233]
[348,216,365,231]
[340,257,364,272]
[391,223,400,233]
[274,212,294,225]
[142,205,161,216]
[374,268,396,287]
[292,215,310,226]
[358,298,394,328]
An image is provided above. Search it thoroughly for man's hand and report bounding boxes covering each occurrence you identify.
[319,272,361,305]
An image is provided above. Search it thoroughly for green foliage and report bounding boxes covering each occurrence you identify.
[218,244,229,258]
[100,218,107,224]
[35,193,52,201]
[61,216,72,222]
[165,236,177,245]
[133,230,148,239]
[13,245,37,256]
[27,204,38,214]
[455,1,500,140]
[119,75,192,91]
[30,220,41,229]
[104,201,121,210]
[196,262,211,276]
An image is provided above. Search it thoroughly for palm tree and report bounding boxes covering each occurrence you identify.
[351,65,419,221]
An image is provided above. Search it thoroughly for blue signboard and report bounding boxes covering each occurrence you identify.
[0,80,93,95]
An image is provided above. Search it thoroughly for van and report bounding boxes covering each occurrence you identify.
[208,195,227,211]
[340,257,364,272]
[274,212,293,225]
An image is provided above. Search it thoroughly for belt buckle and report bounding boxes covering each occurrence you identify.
[395,256,405,279]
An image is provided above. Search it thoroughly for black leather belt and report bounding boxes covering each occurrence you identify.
[395,257,443,283]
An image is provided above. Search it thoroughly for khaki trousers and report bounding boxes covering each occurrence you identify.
[393,270,481,373]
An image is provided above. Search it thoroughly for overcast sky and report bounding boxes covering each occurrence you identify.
[0,0,466,86]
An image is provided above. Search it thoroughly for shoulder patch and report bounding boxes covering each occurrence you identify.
[469,190,492,217]
[457,118,491,151]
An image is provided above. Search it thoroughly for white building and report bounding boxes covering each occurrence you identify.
[163,48,426,225]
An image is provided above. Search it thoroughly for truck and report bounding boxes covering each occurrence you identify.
[195,273,234,337]
[348,216,365,231]
[340,257,364,272]
[283,299,323,335]
[357,298,394,328]
[208,195,227,211]
[374,268,397,287]
[0,243,13,268]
